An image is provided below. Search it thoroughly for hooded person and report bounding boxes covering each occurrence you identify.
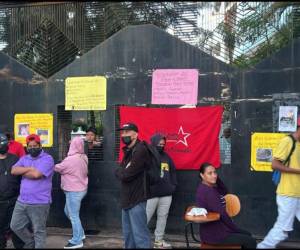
[146,133,177,249]
[54,136,88,249]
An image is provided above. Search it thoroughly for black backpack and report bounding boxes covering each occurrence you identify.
[141,141,161,184]
[132,141,161,198]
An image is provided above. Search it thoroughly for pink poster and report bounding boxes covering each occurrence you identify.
[151,69,198,105]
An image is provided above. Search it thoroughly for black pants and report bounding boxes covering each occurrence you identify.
[0,199,24,249]
[219,230,257,249]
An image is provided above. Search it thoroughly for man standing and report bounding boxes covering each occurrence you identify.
[10,134,54,249]
[258,117,300,248]
[0,133,24,249]
[0,125,25,158]
[6,130,26,158]
[84,126,103,161]
[146,133,177,249]
[115,123,152,249]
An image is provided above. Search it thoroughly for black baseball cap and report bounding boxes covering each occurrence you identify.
[117,123,139,132]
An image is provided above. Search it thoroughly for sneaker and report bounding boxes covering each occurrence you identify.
[64,242,83,249]
[154,240,172,249]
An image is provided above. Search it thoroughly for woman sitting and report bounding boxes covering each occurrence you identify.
[196,163,257,249]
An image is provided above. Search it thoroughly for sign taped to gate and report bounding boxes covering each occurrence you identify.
[14,113,53,147]
[251,132,287,172]
[151,69,198,105]
[65,76,107,110]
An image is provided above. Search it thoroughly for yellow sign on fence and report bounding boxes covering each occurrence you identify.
[65,76,107,110]
[14,113,53,147]
[251,132,287,172]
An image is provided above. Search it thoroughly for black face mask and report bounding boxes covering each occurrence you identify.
[28,148,42,158]
[0,145,8,154]
[121,136,132,145]
[156,145,164,153]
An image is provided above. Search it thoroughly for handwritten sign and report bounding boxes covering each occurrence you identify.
[251,132,287,172]
[65,76,106,110]
[151,69,198,105]
[14,113,53,147]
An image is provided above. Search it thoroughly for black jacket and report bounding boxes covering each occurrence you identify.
[149,133,177,198]
[0,153,20,201]
[115,139,151,209]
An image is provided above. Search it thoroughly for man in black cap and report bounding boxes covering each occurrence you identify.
[0,134,24,249]
[84,127,103,161]
[115,122,152,249]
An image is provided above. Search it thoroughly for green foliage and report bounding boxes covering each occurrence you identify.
[230,2,299,68]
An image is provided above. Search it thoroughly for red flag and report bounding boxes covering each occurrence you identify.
[118,106,224,170]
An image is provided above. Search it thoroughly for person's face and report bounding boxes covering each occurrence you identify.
[121,130,137,139]
[158,138,166,147]
[86,131,96,142]
[27,140,41,150]
[121,130,138,147]
[200,165,218,186]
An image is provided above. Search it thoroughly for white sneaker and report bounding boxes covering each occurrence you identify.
[154,240,172,249]
[64,242,83,249]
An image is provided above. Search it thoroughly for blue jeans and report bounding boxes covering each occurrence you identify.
[64,190,87,245]
[122,202,151,249]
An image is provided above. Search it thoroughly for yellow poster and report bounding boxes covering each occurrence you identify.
[14,113,53,147]
[251,132,287,172]
[65,76,107,110]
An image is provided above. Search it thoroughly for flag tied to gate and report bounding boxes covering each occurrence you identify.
[118,105,224,170]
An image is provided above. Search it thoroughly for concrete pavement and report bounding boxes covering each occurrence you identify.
[6,227,300,249]
[6,227,201,249]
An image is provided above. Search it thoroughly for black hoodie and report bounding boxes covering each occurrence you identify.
[0,153,20,201]
[115,139,151,209]
[149,133,177,198]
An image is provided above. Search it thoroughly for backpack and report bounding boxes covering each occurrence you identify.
[272,134,296,185]
[141,141,162,185]
[132,140,161,199]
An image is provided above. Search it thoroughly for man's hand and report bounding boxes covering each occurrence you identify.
[11,166,43,179]
[93,141,101,146]
[23,167,44,179]
[11,166,33,176]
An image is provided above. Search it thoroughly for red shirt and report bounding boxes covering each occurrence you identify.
[8,140,26,158]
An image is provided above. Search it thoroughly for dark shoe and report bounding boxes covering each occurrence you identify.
[64,242,83,249]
